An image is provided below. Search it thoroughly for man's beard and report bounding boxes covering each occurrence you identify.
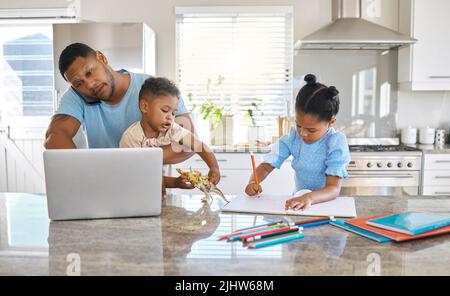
[101,67,116,101]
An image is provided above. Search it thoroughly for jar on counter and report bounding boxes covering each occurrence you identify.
[401,126,417,144]
[419,126,436,145]
[435,129,446,145]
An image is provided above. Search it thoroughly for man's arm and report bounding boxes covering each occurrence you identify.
[44,114,81,149]
[162,113,196,164]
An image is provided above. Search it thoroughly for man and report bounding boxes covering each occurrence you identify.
[44,42,194,165]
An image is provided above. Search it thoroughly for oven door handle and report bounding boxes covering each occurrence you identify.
[348,174,415,179]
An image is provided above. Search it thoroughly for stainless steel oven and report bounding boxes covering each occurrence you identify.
[341,144,422,196]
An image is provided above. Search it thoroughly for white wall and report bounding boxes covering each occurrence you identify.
[78,0,332,79]
[2,0,449,133]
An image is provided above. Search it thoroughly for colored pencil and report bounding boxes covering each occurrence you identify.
[244,227,301,243]
[218,221,285,241]
[247,233,305,249]
[238,225,298,241]
[226,225,285,241]
[246,229,302,244]
[234,219,285,233]
[219,217,333,241]
[287,216,334,226]
[250,152,260,196]
[298,219,334,228]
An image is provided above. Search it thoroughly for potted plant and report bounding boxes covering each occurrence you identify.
[244,100,265,145]
[188,75,234,146]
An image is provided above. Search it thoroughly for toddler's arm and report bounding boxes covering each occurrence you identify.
[179,132,221,185]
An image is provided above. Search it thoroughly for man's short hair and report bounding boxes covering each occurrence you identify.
[58,43,95,80]
[139,77,180,102]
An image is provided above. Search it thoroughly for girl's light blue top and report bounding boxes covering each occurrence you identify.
[264,126,350,192]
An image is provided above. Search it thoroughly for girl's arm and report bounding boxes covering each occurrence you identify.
[250,162,274,184]
[285,176,342,210]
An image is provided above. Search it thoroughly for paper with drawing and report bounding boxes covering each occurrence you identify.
[222,194,357,218]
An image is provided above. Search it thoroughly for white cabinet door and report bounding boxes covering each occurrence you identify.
[171,153,259,170]
[423,170,450,186]
[422,186,450,196]
[423,154,450,170]
[421,153,450,195]
[399,0,450,90]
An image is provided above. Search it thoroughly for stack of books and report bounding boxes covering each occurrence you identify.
[331,211,450,243]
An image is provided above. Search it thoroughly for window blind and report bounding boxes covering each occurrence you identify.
[176,8,293,143]
[0,24,54,119]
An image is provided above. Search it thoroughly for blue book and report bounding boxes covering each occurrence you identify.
[367,211,450,236]
[330,220,392,243]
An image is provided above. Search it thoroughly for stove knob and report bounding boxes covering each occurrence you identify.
[397,162,403,168]
[377,162,383,168]
[387,162,393,168]
[367,162,373,168]
[407,162,413,168]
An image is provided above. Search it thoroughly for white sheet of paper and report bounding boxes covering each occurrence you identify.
[222,194,357,218]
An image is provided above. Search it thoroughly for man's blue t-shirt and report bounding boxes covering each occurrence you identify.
[55,71,189,148]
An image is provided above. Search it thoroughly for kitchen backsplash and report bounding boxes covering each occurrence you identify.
[294,49,399,138]
[397,90,450,134]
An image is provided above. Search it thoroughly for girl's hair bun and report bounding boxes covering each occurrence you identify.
[304,74,316,85]
[327,86,339,97]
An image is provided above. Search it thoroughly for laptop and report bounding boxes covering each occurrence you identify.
[43,148,162,220]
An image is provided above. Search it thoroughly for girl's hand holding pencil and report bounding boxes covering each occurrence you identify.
[245,181,263,197]
[246,152,262,197]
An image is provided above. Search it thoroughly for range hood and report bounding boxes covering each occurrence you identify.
[297,0,417,50]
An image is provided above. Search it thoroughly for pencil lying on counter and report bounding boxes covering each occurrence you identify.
[243,227,303,243]
[286,216,335,228]
[245,228,303,245]
[227,225,286,241]
[238,225,299,241]
[218,220,285,240]
[247,232,305,249]
[219,217,333,241]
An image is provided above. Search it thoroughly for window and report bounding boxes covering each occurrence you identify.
[0,5,78,128]
[176,7,293,143]
[0,24,54,122]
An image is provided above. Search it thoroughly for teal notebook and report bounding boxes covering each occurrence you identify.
[367,211,450,236]
[330,220,392,243]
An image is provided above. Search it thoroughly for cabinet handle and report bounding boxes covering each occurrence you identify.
[434,192,450,195]
[348,174,414,179]
[428,76,450,79]
[435,160,450,163]
[195,159,228,162]
[434,176,450,179]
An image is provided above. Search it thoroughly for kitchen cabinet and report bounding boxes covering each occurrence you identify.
[422,154,450,196]
[398,0,450,90]
[169,153,295,196]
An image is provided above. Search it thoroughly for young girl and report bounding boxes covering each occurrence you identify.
[120,77,220,192]
[244,74,350,210]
